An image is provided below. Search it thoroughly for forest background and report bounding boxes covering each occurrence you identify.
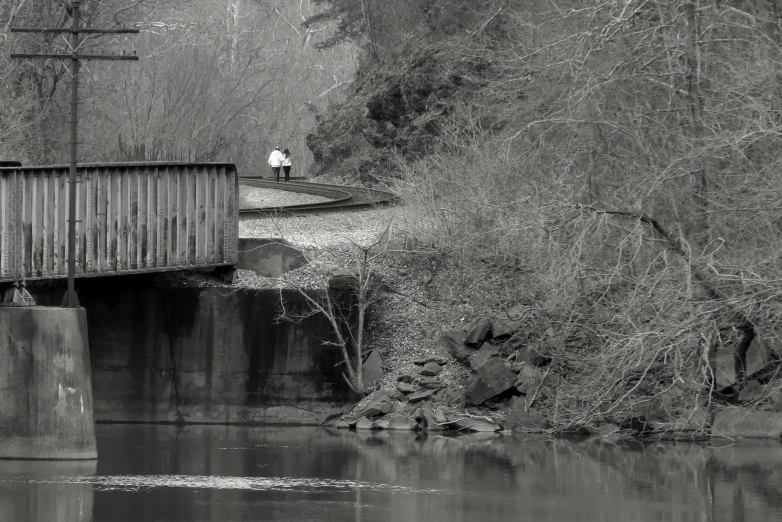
[4,0,782,426]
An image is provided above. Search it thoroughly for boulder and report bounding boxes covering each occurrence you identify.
[362,350,384,387]
[713,406,782,438]
[333,420,352,429]
[490,317,520,338]
[444,417,502,433]
[465,358,517,405]
[514,363,545,395]
[386,413,419,431]
[686,405,712,430]
[738,380,763,403]
[464,318,492,346]
[358,390,393,417]
[633,397,668,422]
[434,406,449,424]
[374,417,390,430]
[419,378,447,390]
[397,372,417,383]
[408,389,437,403]
[419,406,442,430]
[396,381,417,394]
[419,362,443,376]
[619,412,651,434]
[414,356,448,366]
[505,397,552,432]
[355,417,376,430]
[745,336,771,377]
[595,424,620,435]
[714,344,737,392]
[520,344,551,367]
[328,269,359,290]
[439,330,478,362]
[466,344,499,370]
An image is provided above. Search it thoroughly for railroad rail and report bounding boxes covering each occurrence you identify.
[239,177,397,216]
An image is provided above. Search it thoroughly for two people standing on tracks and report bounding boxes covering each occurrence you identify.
[267,146,292,182]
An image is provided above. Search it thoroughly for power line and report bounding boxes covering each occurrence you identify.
[9,0,139,308]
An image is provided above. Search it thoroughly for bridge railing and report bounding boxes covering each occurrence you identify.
[0,162,238,282]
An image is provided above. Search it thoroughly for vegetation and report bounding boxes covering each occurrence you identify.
[5,0,782,429]
[307,0,782,428]
[0,0,356,174]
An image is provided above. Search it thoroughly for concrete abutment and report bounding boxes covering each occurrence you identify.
[0,307,97,460]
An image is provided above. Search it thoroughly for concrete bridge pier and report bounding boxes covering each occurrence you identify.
[0,307,97,459]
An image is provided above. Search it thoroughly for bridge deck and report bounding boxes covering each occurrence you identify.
[0,162,238,283]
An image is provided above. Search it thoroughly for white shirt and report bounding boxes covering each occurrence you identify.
[282,155,291,167]
[268,150,283,167]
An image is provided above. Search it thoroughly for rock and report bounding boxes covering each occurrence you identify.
[434,406,449,424]
[444,417,502,432]
[739,380,763,403]
[745,336,771,377]
[634,397,668,422]
[773,390,782,412]
[714,344,737,392]
[419,406,442,430]
[408,389,436,403]
[490,317,520,338]
[465,358,517,405]
[386,413,419,430]
[686,405,712,430]
[328,269,359,290]
[412,408,424,421]
[397,372,417,383]
[520,344,551,367]
[358,390,393,417]
[333,420,352,429]
[619,412,651,434]
[374,417,390,430]
[712,406,782,438]
[396,381,417,394]
[414,356,448,366]
[419,378,447,389]
[513,363,545,395]
[439,329,478,362]
[362,350,384,387]
[355,417,375,430]
[419,361,443,376]
[464,317,492,346]
[466,344,499,370]
[389,389,405,401]
[505,397,552,431]
[595,423,620,435]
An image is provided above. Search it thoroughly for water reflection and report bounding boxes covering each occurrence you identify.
[1,425,782,521]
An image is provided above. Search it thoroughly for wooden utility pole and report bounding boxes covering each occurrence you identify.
[10,1,139,307]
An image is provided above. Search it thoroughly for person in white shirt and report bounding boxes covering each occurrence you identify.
[282,148,292,182]
[268,146,283,181]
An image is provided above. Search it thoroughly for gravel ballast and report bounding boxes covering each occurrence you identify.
[239,185,333,209]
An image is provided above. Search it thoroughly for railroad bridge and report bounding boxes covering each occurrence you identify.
[0,162,238,284]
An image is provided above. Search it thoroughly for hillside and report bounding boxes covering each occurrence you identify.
[306,0,782,436]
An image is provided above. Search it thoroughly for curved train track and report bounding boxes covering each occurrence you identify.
[239,177,397,216]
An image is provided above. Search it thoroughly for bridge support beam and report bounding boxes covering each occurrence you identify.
[0,307,97,459]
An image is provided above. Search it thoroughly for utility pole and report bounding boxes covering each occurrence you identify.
[10,1,139,307]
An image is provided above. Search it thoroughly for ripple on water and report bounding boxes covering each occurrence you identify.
[0,475,447,494]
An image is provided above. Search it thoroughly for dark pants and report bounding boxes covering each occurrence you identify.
[271,166,281,181]
[282,165,291,182]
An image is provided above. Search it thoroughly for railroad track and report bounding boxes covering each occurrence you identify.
[239,177,397,216]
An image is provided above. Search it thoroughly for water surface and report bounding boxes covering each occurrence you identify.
[1,425,780,521]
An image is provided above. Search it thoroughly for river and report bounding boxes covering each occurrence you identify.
[1,425,780,521]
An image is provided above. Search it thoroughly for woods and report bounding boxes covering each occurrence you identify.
[302,0,782,427]
[0,0,357,175]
